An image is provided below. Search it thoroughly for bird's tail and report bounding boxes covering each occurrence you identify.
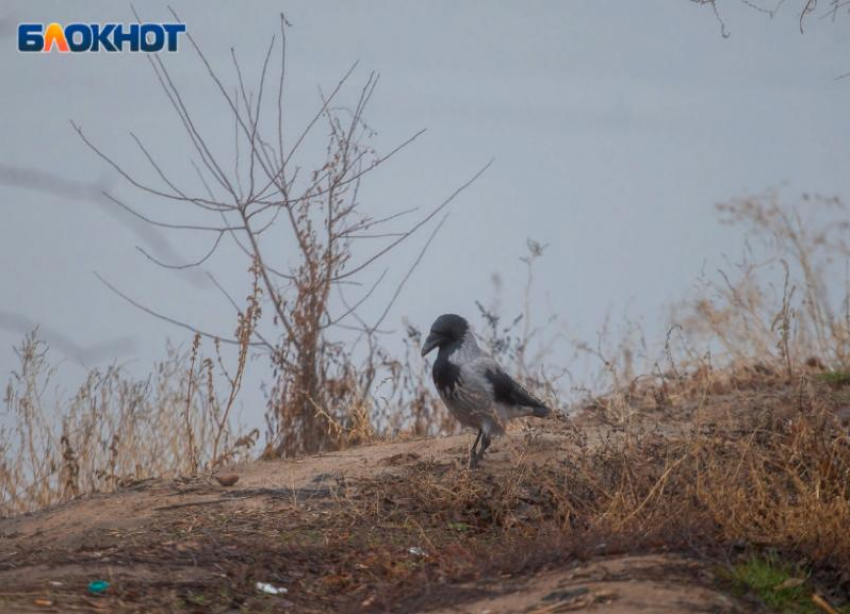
[532,405,551,418]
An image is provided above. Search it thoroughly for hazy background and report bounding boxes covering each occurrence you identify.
[2,1,848,429]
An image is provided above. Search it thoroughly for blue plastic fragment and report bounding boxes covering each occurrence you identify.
[88,580,110,594]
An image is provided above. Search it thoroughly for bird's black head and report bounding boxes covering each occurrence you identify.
[421,313,469,357]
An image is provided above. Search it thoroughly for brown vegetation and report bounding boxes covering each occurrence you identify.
[2,15,850,612]
[1,366,849,612]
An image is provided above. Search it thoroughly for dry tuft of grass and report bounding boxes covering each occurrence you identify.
[342,371,850,607]
[0,331,257,516]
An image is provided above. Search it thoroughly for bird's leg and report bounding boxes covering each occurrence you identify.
[479,434,492,460]
[469,431,492,469]
[469,429,483,467]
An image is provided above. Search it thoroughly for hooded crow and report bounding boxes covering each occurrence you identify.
[421,313,551,467]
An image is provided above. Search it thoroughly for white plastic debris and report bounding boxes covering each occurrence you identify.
[256,581,287,595]
[408,546,426,557]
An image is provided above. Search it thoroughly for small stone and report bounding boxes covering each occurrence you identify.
[214,474,240,487]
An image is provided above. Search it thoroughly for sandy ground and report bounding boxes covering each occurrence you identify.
[0,426,752,614]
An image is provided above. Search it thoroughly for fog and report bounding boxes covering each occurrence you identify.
[2,1,848,429]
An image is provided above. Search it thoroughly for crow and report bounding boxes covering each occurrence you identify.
[421,313,551,468]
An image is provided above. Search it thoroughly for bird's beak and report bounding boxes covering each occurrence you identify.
[421,332,441,357]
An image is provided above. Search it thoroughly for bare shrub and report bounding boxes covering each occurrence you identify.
[72,13,489,458]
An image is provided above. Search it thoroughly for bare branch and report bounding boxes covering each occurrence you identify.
[371,213,450,332]
[136,230,225,270]
[101,191,245,233]
[71,121,231,209]
[335,158,494,281]
[95,272,264,347]
[129,132,233,212]
[323,269,389,329]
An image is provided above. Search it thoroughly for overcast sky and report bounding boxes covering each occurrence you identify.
[2,1,848,427]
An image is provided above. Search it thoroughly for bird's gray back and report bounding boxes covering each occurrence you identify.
[434,331,548,435]
[439,351,518,434]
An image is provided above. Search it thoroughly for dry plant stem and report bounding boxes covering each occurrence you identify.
[210,261,262,468]
[184,334,201,474]
[813,594,841,614]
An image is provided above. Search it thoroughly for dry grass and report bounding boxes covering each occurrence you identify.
[675,191,850,373]
[3,191,850,610]
[316,369,850,609]
[4,13,849,609]
[582,373,850,572]
[0,332,258,517]
[0,260,264,516]
[8,371,847,613]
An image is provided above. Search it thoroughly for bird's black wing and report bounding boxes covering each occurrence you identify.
[484,366,546,410]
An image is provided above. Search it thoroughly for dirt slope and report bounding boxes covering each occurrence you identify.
[0,415,755,614]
